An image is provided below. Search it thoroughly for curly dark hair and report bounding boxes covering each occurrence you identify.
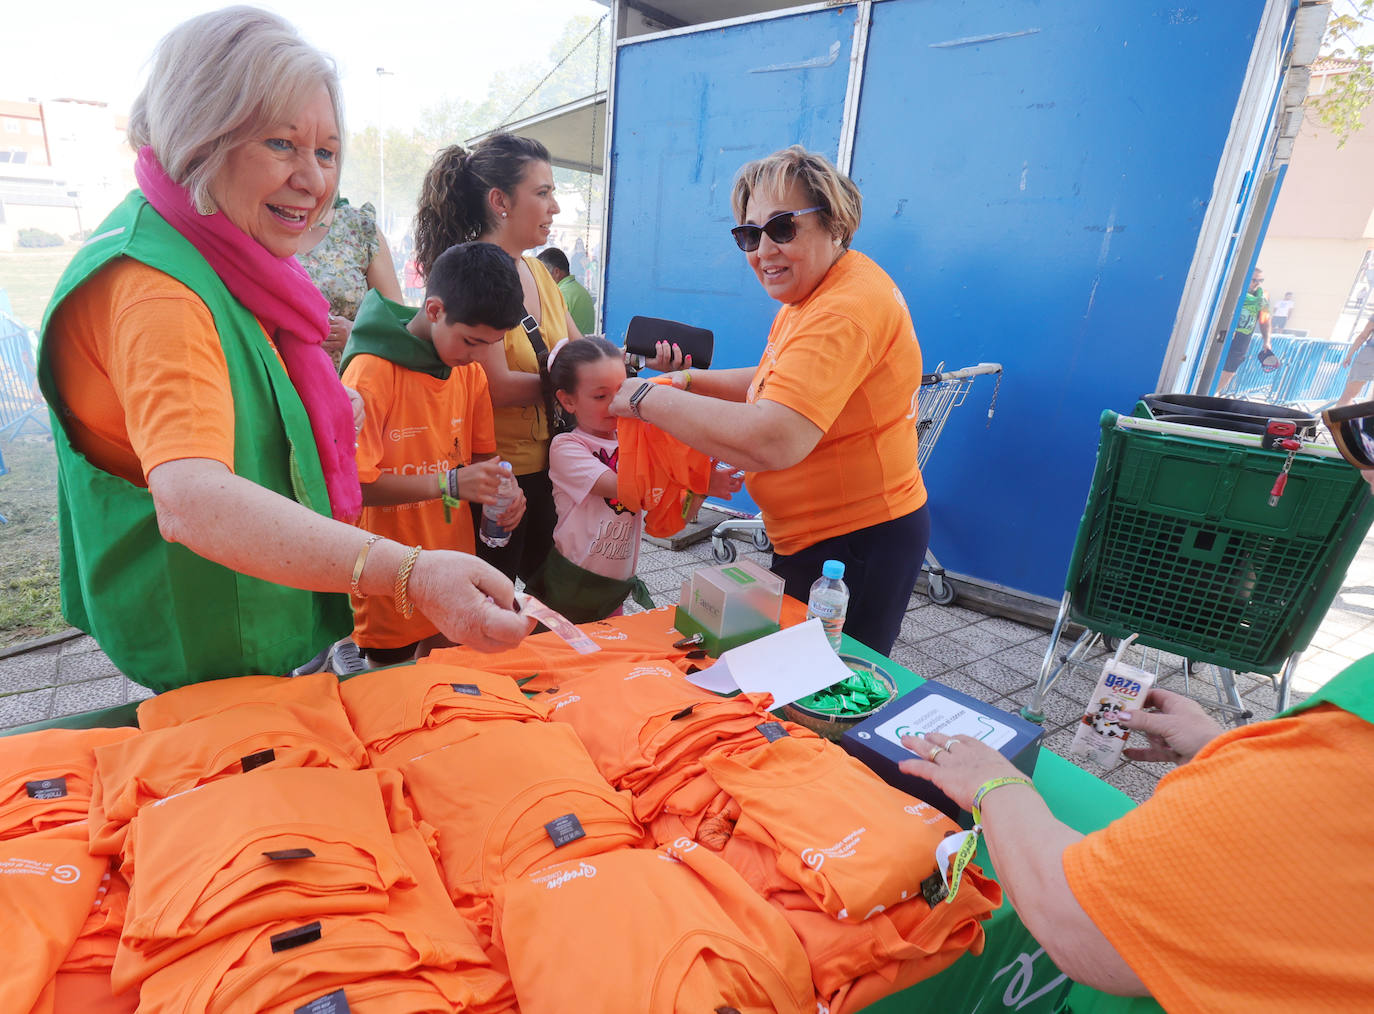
[413,134,551,278]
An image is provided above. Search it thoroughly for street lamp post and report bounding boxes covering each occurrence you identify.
[376,67,395,233]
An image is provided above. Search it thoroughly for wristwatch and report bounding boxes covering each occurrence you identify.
[628,381,655,420]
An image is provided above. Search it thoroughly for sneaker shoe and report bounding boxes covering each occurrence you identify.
[326,638,372,676]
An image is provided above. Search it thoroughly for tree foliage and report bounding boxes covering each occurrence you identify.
[341,15,610,240]
[1314,0,1374,146]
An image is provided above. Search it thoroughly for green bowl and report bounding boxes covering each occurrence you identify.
[781,654,898,741]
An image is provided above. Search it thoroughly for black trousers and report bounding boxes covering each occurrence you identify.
[768,505,931,657]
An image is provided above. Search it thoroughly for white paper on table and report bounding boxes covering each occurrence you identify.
[685,618,852,707]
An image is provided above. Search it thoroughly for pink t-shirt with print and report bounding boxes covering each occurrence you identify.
[549,429,642,581]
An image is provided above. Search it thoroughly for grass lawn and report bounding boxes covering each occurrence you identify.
[0,435,65,648]
[0,246,78,329]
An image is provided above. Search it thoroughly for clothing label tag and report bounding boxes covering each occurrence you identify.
[755,721,790,742]
[670,705,696,721]
[295,989,350,1014]
[920,871,948,908]
[545,813,587,848]
[25,777,67,800]
[241,748,276,773]
[270,921,322,953]
[934,830,979,903]
[263,848,316,862]
[450,683,482,696]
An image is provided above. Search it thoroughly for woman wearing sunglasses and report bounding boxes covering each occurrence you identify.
[612,145,927,656]
[894,410,1374,1005]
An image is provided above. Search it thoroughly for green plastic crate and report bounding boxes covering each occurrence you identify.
[1062,411,1374,674]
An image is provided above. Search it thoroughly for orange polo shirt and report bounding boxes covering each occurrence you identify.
[744,249,926,554]
[1063,704,1374,1012]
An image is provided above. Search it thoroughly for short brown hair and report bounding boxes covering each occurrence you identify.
[730,145,862,248]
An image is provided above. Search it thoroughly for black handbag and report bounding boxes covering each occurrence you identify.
[624,315,714,369]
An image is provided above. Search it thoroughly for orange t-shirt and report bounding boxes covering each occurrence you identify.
[45,257,249,485]
[0,726,139,840]
[616,379,715,538]
[1063,704,1374,1012]
[744,249,926,554]
[342,353,496,649]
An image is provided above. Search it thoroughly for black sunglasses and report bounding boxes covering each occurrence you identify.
[731,206,822,252]
[1322,400,1374,469]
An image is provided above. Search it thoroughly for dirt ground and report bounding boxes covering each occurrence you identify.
[0,435,64,647]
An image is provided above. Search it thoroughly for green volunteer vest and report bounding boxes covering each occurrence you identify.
[1279,653,1374,724]
[37,192,351,693]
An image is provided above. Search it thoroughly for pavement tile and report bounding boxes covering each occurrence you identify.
[641,568,691,596]
[0,649,64,695]
[0,689,55,729]
[972,616,1044,645]
[939,624,1018,660]
[991,642,1053,680]
[59,635,103,656]
[898,608,973,639]
[955,656,1036,696]
[1104,762,1166,805]
[125,680,156,703]
[888,643,952,680]
[1007,684,1083,727]
[921,667,999,704]
[900,635,984,671]
[56,651,124,685]
[52,677,126,718]
[1039,727,1078,762]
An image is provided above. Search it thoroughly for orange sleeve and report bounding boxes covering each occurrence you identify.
[1062,705,1374,1012]
[467,366,497,457]
[47,259,237,485]
[341,354,397,485]
[755,308,875,433]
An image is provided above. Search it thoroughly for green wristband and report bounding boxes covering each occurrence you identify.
[970,776,1035,826]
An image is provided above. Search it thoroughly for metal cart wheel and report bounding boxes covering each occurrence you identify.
[927,577,957,606]
[711,538,738,564]
[752,528,772,552]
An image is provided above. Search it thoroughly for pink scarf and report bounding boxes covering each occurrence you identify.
[134,146,361,522]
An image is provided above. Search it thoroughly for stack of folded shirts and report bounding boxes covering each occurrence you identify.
[492,841,815,1013]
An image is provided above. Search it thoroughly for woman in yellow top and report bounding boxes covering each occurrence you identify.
[413,136,578,582]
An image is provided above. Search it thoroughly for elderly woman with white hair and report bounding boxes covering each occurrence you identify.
[611,145,928,656]
[38,5,531,693]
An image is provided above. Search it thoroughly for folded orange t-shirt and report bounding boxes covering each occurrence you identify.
[0,727,139,840]
[0,823,108,1014]
[493,842,813,1014]
[134,672,344,731]
[90,698,367,856]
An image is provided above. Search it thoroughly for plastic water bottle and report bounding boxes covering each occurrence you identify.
[479,462,517,549]
[807,559,849,652]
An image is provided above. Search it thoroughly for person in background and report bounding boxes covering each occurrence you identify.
[1337,315,1374,407]
[1217,266,1271,394]
[898,408,1374,1003]
[1272,290,1294,332]
[341,241,527,666]
[537,246,596,335]
[297,194,403,368]
[609,145,928,657]
[38,7,530,693]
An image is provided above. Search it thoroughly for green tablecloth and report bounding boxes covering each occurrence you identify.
[839,636,1163,1014]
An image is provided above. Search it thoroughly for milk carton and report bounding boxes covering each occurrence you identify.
[1070,641,1154,769]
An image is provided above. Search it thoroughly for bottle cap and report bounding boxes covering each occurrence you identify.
[498,461,513,472]
[822,559,845,580]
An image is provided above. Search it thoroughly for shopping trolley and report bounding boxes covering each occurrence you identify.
[710,362,1004,607]
[1022,408,1374,725]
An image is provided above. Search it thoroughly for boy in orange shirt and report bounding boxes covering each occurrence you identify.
[341,243,528,666]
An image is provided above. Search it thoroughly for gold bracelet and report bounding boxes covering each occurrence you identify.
[350,534,382,598]
[681,369,692,391]
[393,545,422,619]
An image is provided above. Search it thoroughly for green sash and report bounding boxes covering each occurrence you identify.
[37,192,350,692]
[525,546,653,624]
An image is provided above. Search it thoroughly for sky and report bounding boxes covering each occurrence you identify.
[1,0,609,132]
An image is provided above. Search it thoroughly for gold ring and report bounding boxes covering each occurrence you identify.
[928,745,945,760]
